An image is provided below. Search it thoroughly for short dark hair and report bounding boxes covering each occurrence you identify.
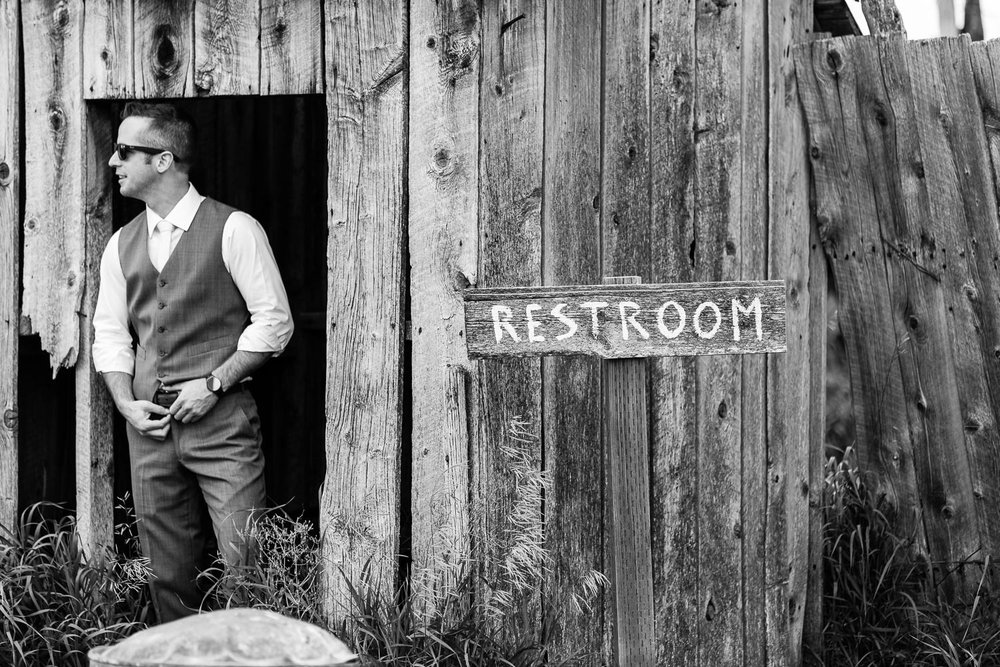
[121,102,196,172]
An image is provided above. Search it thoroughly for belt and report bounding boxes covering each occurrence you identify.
[151,382,247,408]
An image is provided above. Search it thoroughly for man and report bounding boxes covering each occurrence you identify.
[93,102,293,622]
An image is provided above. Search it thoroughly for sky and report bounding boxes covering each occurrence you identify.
[845,0,1000,39]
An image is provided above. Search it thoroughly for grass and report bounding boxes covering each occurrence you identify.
[822,447,1000,666]
[0,502,152,667]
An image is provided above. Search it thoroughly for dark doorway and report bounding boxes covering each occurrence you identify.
[107,96,328,528]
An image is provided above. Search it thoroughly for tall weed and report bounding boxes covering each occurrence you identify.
[0,502,151,667]
[823,448,1000,666]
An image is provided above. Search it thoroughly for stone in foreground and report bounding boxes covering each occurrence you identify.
[89,608,358,666]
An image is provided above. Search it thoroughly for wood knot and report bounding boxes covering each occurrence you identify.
[825,48,844,74]
[25,218,37,232]
[704,594,716,621]
[941,504,955,520]
[66,271,76,288]
[2,409,16,430]
[810,145,821,160]
[48,105,65,132]
[152,24,179,78]
[0,162,10,186]
[53,5,69,30]
[717,400,727,419]
[196,70,215,92]
[965,419,982,434]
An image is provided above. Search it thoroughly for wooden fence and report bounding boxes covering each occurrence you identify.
[796,33,1000,596]
[0,1,826,663]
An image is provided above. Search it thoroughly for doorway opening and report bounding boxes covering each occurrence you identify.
[101,96,329,529]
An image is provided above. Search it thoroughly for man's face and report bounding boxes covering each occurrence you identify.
[108,116,161,200]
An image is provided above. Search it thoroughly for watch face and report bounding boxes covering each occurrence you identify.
[207,376,222,392]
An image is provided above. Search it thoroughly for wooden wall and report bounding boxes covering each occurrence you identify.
[6,1,825,663]
[796,34,1000,598]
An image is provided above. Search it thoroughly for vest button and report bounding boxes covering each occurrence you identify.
[158,350,166,357]
[157,326,165,333]
[159,279,167,287]
[157,302,166,309]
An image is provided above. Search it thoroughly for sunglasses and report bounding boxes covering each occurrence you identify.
[115,143,184,162]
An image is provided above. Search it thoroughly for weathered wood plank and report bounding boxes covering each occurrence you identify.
[322,0,405,620]
[408,0,480,617]
[915,38,1000,568]
[603,0,652,662]
[0,0,19,529]
[261,0,322,94]
[693,0,748,661]
[794,37,928,559]
[77,105,116,557]
[649,0,697,660]
[474,0,544,646]
[859,0,906,37]
[135,1,195,98]
[864,37,980,591]
[194,0,260,95]
[22,0,85,372]
[541,1,605,661]
[602,277,655,665]
[739,0,769,664]
[767,0,817,664]
[83,0,133,99]
[464,283,786,359]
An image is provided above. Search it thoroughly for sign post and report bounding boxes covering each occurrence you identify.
[464,276,786,665]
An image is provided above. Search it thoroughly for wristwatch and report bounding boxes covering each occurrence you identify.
[205,374,224,397]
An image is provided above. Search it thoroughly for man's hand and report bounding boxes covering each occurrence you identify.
[121,401,172,441]
[164,378,219,424]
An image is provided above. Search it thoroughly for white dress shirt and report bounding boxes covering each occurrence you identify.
[93,184,294,375]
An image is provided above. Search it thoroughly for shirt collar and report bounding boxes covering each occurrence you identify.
[145,184,206,238]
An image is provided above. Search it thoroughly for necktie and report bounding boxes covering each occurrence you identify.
[152,219,175,272]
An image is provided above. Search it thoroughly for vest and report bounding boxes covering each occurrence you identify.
[118,197,250,402]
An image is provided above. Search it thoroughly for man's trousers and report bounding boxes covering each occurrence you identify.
[126,389,266,623]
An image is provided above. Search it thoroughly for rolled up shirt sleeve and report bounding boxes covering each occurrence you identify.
[223,212,294,354]
[92,232,137,375]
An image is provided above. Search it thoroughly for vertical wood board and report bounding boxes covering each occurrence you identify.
[602,1,653,662]
[767,1,818,664]
[541,1,605,660]
[83,0,134,99]
[0,0,19,528]
[474,0,544,645]
[794,37,928,557]
[649,0,698,661]
[408,0,480,618]
[194,0,260,95]
[135,1,195,98]
[693,0,748,661]
[322,0,405,619]
[739,0,769,660]
[22,0,86,372]
[261,0,323,94]
[77,105,116,557]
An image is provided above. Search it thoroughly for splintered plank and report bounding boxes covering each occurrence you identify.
[261,0,322,94]
[77,105,116,558]
[408,0,480,618]
[649,0,697,661]
[194,0,260,95]
[135,1,194,98]
[693,0,749,662]
[767,0,817,664]
[22,0,86,372]
[474,0,544,646]
[0,0,19,528]
[793,37,927,556]
[83,0,133,99]
[541,2,604,661]
[322,0,405,620]
[603,0,653,663]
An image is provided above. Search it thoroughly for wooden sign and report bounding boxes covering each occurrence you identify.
[464,280,786,359]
